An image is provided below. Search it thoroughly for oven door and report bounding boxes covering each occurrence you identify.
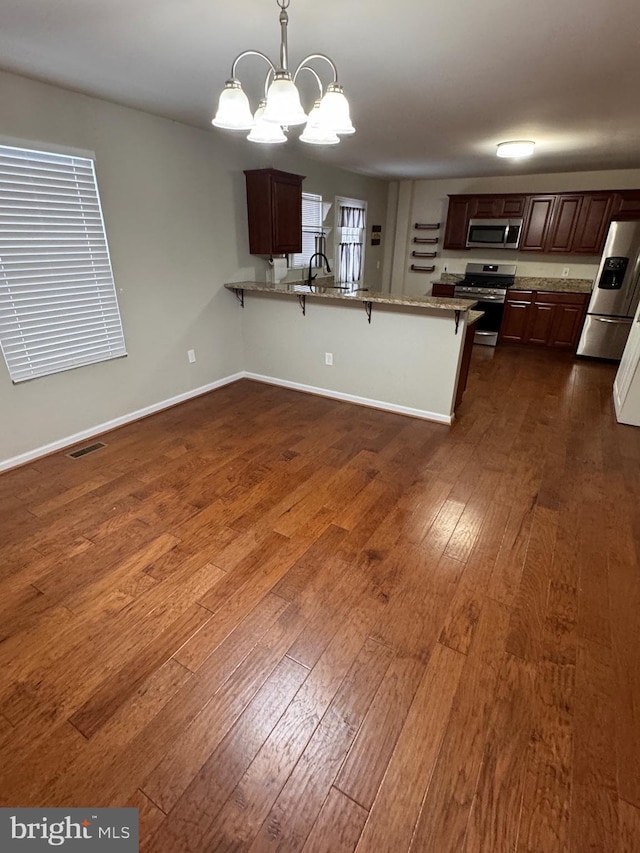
[455,288,506,346]
[474,298,506,346]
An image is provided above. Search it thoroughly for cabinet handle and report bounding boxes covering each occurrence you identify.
[410,264,436,273]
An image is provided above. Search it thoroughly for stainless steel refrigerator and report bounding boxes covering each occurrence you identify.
[577,220,640,360]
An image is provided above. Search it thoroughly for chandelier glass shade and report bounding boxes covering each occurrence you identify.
[212,0,355,145]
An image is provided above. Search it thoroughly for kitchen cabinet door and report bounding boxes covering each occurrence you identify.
[572,193,614,254]
[443,196,474,249]
[500,295,533,342]
[519,196,556,251]
[545,195,583,253]
[472,196,502,217]
[432,283,456,297]
[244,168,304,255]
[527,301,555,344]
[500,195,527,217]
[549,303,587,348]
[611,190,640,219]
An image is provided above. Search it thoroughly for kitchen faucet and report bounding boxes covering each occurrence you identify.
[306,252,332,286]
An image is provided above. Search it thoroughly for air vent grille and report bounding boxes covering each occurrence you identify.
[67,442,106,459]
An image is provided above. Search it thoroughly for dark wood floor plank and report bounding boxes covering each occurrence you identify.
[570,637,619,853]
[301,788,368,853]
[334,654,425,810]
[505,504,558,662]
[143,655,309,848]
[68,603,212,737]
[0,350,635,852]
[439,499,511,655]
[4,658,192,806]
[408,596,511,852]
[463,653,534,853]
[199,603,381,852]
[617,800,640,853]
[516,661,575,853]
[247,637,393,852]
[354,643,465,852]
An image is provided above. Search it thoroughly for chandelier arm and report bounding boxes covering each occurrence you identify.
[230,50,277,80]
[294,54,339,86]
[293,66,324,99]
[278,5,289,71]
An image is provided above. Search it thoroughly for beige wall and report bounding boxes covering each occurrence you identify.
[387,170,640,296]
[240,294,465,423]
[0,70,388,469]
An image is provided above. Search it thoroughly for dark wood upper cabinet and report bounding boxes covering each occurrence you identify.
[519,196,556,252]
[443,196,476,249]
[572,193,615,254]
[443,189,637,255]
[472,196,501,217]
[545,194,584,253]
[611,190,640,219]
[244,168,304,255]
[500,195,527,217]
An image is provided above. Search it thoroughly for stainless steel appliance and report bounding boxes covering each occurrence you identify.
[577,220,640,360]
[454,263,516,346]
[466,218,523,250]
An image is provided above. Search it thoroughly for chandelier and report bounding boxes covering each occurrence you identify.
[212,0,355,146]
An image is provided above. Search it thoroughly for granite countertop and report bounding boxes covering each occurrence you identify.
[225,281,478,313]
[509,277,592,294]
[437,272,592,294]
[467,310,484,325]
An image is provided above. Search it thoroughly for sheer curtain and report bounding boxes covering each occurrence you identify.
[337,204,365,285]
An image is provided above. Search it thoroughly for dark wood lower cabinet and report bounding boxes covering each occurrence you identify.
[500,292,534,342]
[431,283,456,297]
[499,290,588,350]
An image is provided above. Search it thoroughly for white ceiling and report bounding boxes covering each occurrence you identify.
[0,0,639,181]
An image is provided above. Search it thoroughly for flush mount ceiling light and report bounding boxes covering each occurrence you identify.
[496,140,536,159]
[212,0,355,146]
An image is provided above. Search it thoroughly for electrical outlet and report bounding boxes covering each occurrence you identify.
[188,349,196,363]
[325,352,333,366]
[562,267,570,278]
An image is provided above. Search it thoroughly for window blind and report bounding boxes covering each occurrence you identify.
[289,192,323,268]
[0,144,126,384]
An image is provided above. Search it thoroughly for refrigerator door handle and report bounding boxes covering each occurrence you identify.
[592,317,628,323]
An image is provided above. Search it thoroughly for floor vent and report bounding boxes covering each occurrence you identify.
[67,442,106,459]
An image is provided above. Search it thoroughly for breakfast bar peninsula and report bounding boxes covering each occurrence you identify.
[225,281,480,424]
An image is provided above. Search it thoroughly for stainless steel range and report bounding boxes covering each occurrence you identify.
[453,263,516,346]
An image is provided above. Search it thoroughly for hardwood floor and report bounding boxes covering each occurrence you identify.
[1,344,640,852]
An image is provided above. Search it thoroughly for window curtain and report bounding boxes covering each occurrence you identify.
[337,205,365,284]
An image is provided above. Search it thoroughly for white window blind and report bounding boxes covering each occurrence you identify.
[0,144,126,384]
[289,192,323,268]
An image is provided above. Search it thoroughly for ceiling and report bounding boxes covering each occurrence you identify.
[0,0,639,181]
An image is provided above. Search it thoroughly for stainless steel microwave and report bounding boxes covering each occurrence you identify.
[466,218,523,249]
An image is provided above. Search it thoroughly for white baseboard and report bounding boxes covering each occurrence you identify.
[0,372,245,473]
[244,371,453,425]
[2,369,452,473]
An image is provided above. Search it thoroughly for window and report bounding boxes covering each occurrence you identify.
[289,192,324,268]
[0,143,126,384]
[335,198,366,286]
